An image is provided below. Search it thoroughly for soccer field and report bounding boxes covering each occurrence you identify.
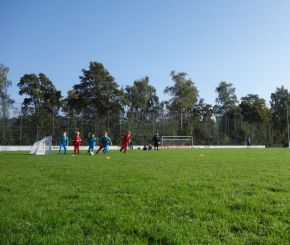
[0,149,289,244]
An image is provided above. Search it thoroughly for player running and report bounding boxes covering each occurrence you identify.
[120,131,132,153]
[87,133,97,153]
[152,133,160,150]
[96,141,103,154]
[73,131,81,154]
[59,131,69,154]
[100,131,112,154]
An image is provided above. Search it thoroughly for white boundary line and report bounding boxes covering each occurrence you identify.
[0,145,266,151]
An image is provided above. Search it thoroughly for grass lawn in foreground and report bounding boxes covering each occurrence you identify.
[0,149,290,244]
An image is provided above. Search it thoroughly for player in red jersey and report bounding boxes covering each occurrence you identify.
[73,131,81,154]
[96,143,103,154]
[120,131,132,153]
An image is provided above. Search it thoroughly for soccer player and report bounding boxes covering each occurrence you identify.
[96,141,103,154]
[101,131,112,154]
[120,131,132,153]
[73,131,81,154]
[59,131,68,154]
[87,133,97,153]
[247,137,252,148]
[152,133,160,150]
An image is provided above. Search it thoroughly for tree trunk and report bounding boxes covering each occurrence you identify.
[2,101,4,143]
[81,108,84,137]
[119,111,122,144]
[94,109,98,135]
[67,107,70,135]
[152,112,155,135]
[107,107,110,130]
[1,96,7,143]
[180,112,183,132]
[52,107,55,138]
[36,105,39,140]
[19,110,23,142]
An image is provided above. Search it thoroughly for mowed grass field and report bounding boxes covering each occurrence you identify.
[0,149,290,244]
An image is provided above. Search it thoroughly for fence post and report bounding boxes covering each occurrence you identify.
[20,108,23,142]
[67,107,70,135]
[81,107,84,137]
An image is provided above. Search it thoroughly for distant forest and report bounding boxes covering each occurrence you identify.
[0,61,289,146]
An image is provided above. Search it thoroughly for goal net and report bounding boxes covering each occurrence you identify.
[30,136,52,155]
[161,136,193,149]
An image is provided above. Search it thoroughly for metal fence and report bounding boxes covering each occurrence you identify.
[0,103,281,146]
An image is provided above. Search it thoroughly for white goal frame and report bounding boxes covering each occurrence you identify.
[30,136,52,155]
[161,136,193,149]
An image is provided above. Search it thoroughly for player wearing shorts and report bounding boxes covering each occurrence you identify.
[73,131,81,154]
[101,131,112,154]
[87,133,97,153]
[153,133,160,150]
[96,142,103,154]
[120,131,132,153]
[59,131,69,154]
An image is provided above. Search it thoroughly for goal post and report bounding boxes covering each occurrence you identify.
[161,136,193,149]
[30,136,52,155]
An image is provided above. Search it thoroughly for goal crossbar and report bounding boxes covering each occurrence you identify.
[161,136,193,148]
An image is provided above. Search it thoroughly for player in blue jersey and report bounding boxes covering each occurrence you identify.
[59,131,69,154]
[87,133,97,153]
[101,131,112,154]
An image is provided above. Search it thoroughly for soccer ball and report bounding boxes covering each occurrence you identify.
[105,156,110,160]
[90,151,94,156]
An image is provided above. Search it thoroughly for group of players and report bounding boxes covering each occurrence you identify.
[59,131,161,155]
[58,130,134,155]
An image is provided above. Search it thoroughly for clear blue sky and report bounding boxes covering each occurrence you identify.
[1,0,290,106]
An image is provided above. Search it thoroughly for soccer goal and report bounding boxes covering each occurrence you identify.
[30,136,52,155]
[161,136,193,149]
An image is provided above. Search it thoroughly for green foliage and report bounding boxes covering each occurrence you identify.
[165,71,199,112]
[124,76,161,143]
[270,86,290,146]
[125,76,160,116]
[0,64,14,144]
[164,71,199,134]
[68,62,123,115]
[215,81,238,113]
[0,149,290,244]
[0,60,288,146]
[17,73,62,141]
[240,94,270,123]
[67,62,124,138]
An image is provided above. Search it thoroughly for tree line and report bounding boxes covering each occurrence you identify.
[0,61,289,146]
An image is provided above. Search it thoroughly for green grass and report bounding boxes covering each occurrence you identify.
[0,149,290,244]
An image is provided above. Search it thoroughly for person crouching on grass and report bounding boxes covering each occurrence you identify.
[73,131,81,154]
[59,131,68,154]
[87,133,97,154]
[120,131,132,153]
